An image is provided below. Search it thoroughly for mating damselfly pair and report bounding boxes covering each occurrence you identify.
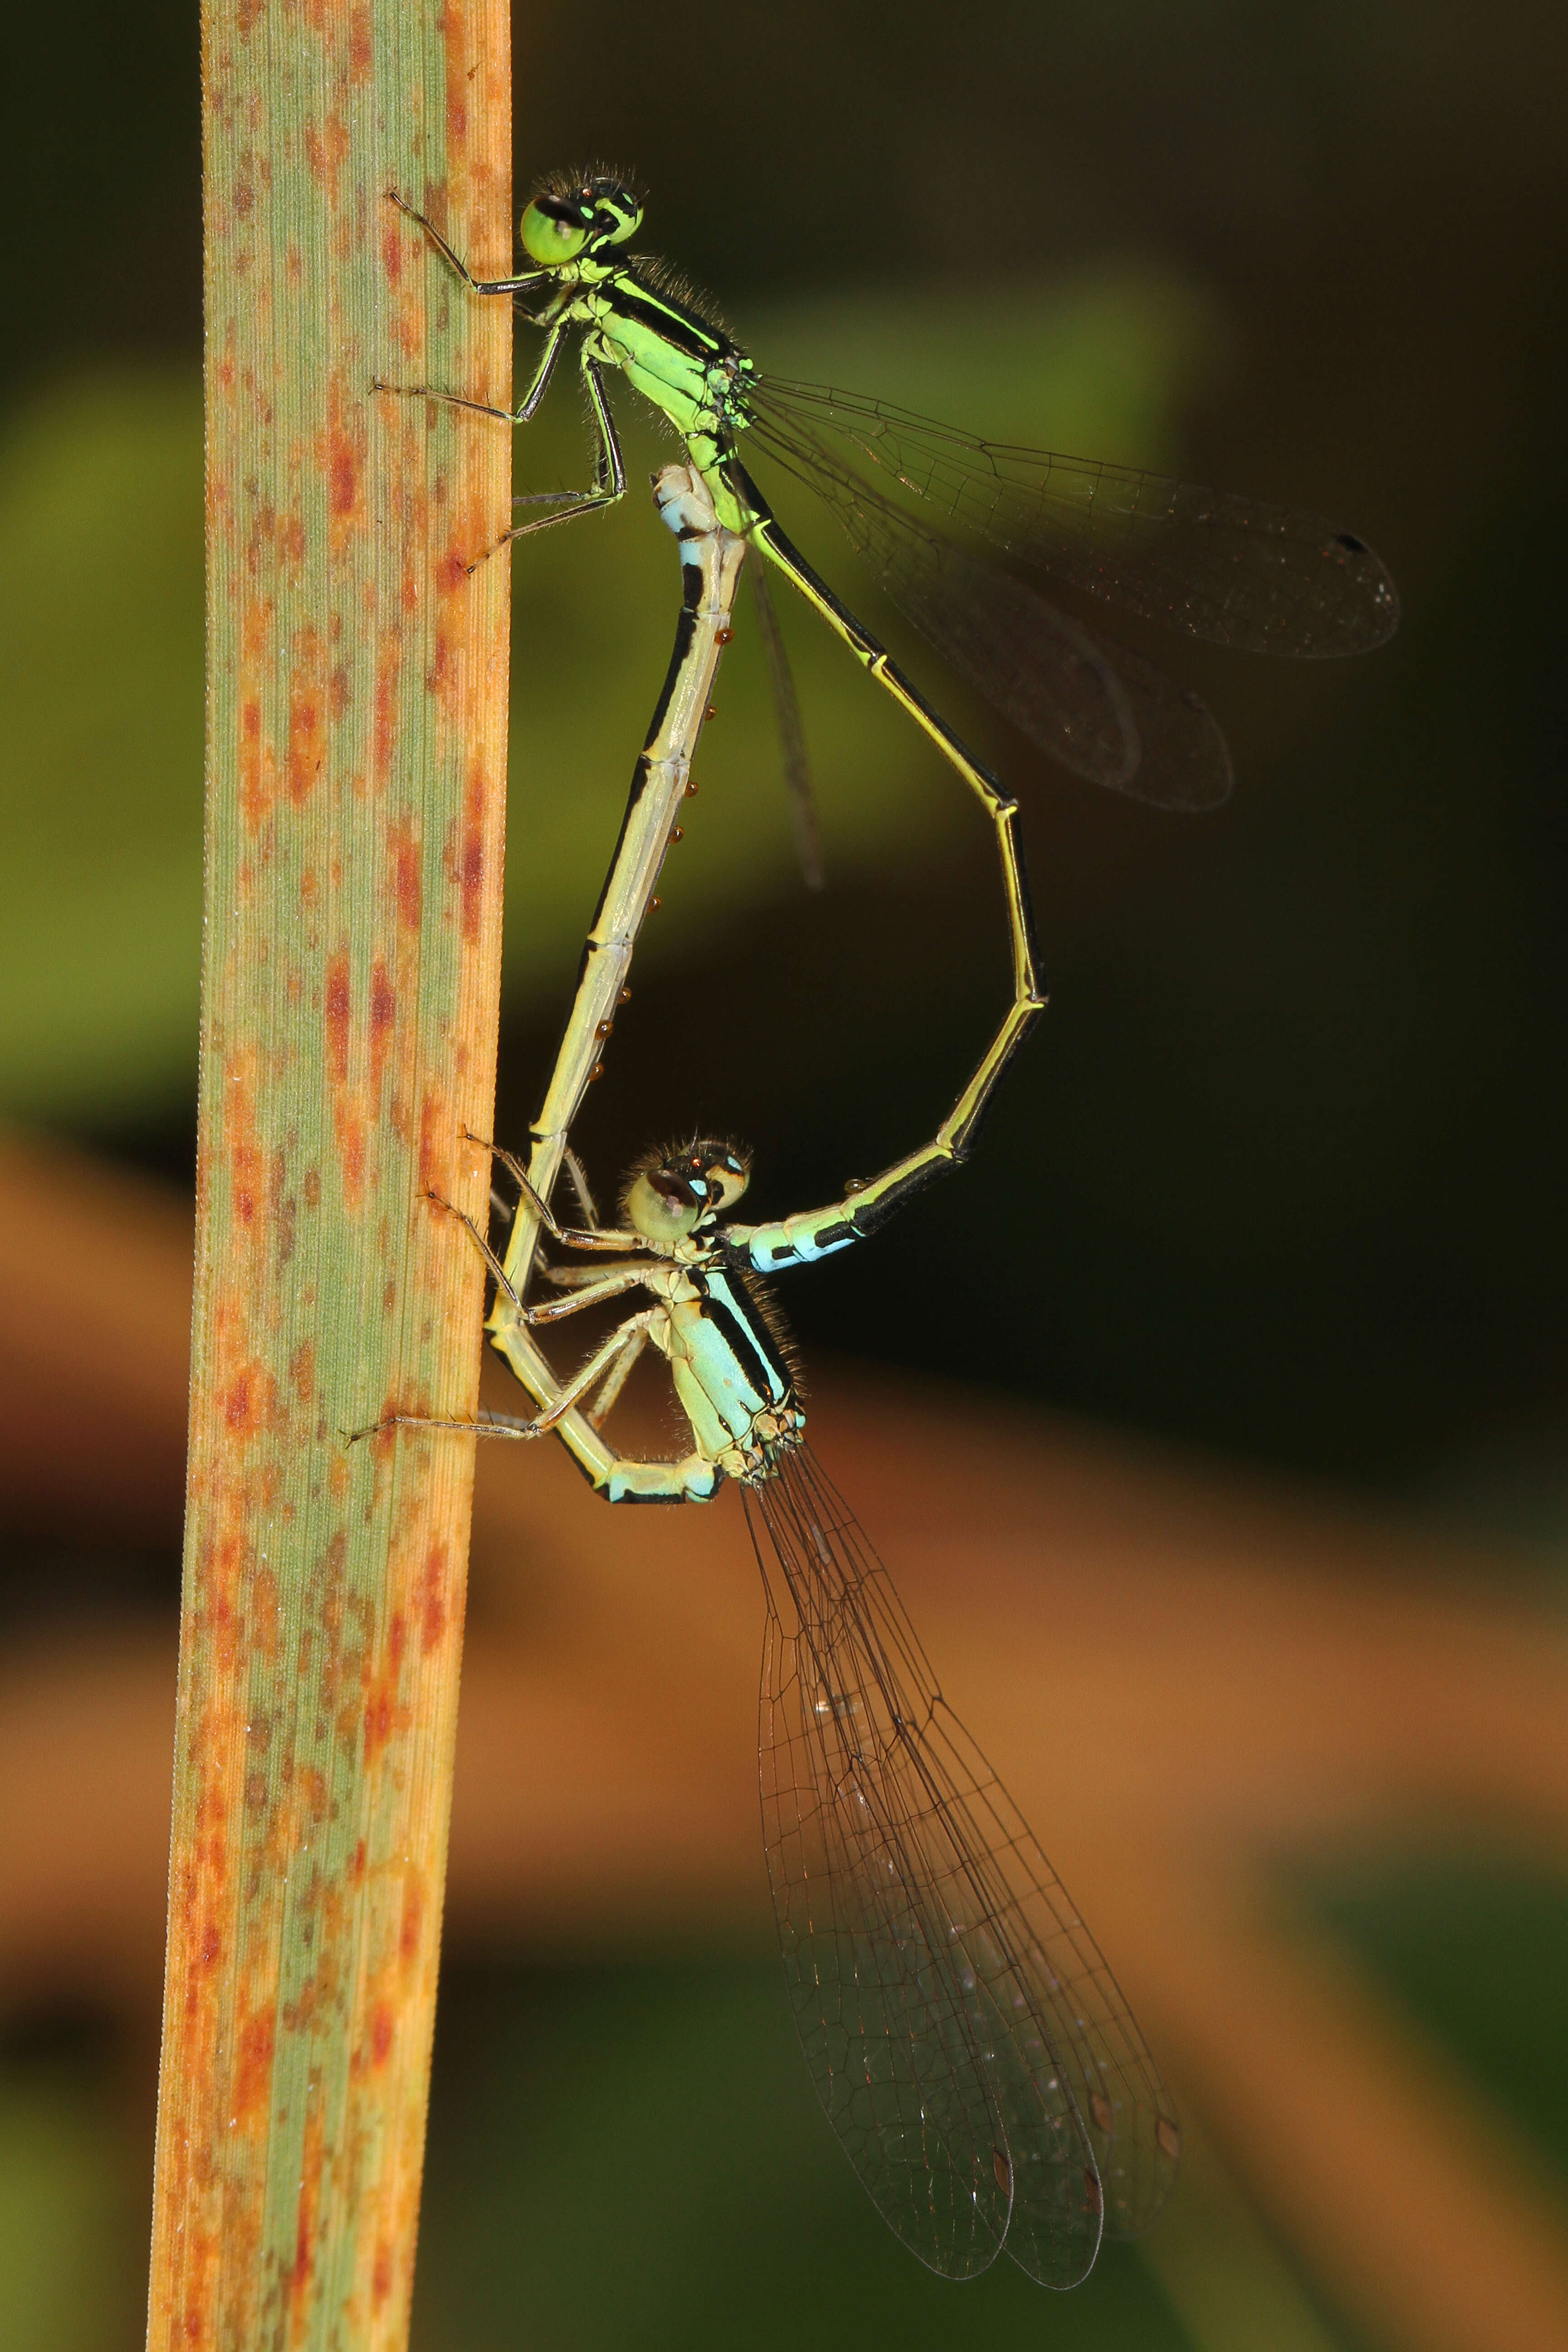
[370,170,1396,2283]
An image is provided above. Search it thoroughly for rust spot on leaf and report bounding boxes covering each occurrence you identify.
[232,2008,275,2125]
[418,1087,449,1200]
[302,112,350,203]
[419,1543,449,1653]
[399,1873,425,1966]
[287,626,327,804]
[329,430,357,520]
[369,957,396,1097]
[324,951,351,1085]
[237,598,278,828]
[363,1681,396,1764]
[289,1341,316,1406]
[228,1067,264,1227]
[452,757,490,944]
[349,1,372,80]
[443,8,471,151]
[390,816,422,932]
[372,2241,394,2308]
[370,2001,395,2068]
[251,1563,280,1664]
[239,697,268,831]
[223,1363,269,1438]
[320,377,367,556]
[339,1110,367,1201]
[289,2201,314,2307]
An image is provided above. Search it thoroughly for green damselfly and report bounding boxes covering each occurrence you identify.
[379,165,1398,833]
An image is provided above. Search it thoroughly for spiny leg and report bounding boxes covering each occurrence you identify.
[376,195,568,426]
[425,1182,522,1310]
[461,1127,642,1254]
[562,1146,601,1229]
[379,193,626,566]
[526,1266,651,1324]
[481,353,627,558]
[586,1322,649,1427]
[385,190,551,301]
[363,1308,662,1447]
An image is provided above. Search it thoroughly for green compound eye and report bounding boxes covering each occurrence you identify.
[519,196,590,265]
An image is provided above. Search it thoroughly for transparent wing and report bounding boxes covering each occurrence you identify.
[741,402,1232,808]
[748,559,826,887]
[747,375,1400,658]
[831,474,1233,810]
[746,1447,1180,2285]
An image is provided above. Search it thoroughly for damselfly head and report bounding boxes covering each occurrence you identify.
[622,1137,750,1242]
[520,171,643,266]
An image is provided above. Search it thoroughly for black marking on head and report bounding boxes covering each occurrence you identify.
[534,191,595,231]
[532,161,645,215]
[1334,530,1368,555]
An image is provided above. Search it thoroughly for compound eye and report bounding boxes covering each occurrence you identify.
[624,1164,704,1242]
[519,195,590,265]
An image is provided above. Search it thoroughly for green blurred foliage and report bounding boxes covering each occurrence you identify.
[0,376,204,1121]
[1313,1853,1568,2184]
[0,2038,143,2352]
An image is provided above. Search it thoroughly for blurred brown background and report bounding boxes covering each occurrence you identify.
[1,3,1566,2347]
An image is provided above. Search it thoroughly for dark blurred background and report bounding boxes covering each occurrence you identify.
[2,3,1566,2347]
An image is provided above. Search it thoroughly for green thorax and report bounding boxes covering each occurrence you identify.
[546,253,761,533]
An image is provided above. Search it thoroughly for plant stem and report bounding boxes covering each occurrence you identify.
[146,6,511,2345]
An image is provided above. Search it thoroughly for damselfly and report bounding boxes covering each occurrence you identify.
[387,1126,1180,2283]
[380,168,1398,835]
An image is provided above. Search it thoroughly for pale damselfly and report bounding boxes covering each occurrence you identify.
[388,1115,1181,2284]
